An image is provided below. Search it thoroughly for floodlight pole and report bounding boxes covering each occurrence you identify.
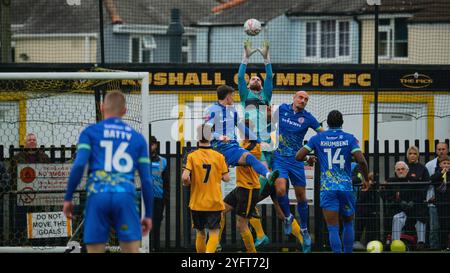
[0,0,12,63]
[373,2,380,182]
[167,9,185,63]
[98,0,106,64]
[368,0,382,242]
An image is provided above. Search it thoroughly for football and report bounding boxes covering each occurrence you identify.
[244,18,262,36]
[366,240,384,253]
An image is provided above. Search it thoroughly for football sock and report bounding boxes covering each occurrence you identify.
[277,194,291,217]
[241,229,257,253]
[291,219,304,244]
[206,232,220,253]
[297,201,309,231]
[245,153,269,177]
[327,225,342,253]
[196,232,206,253]
[343,221,354,253]
[249,217,265,239]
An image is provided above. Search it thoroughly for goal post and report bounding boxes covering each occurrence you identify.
[0,71,151,253]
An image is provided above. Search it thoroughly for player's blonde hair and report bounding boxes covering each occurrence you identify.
[103,90,126,116]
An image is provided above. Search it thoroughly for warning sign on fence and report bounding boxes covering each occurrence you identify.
[26,212,72,239]
[17,164,85,206]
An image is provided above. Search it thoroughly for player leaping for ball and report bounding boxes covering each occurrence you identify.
[296,110,370,253]
[238,39,273,168]
[272,90,324,253]
[204,85,279,186]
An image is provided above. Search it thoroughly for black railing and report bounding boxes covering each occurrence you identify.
[0,139,449,251]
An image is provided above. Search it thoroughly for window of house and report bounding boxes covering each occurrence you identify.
[306,22,317,57]
[305,19,350,60]
[130,35,156,63]
[378,18,408,59]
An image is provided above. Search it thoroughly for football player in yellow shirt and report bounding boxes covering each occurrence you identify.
[182,124,230,253]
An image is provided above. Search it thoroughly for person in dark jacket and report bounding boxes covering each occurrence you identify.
[406,146,430,182]
[430,155,450,250]
[380,161,428,250]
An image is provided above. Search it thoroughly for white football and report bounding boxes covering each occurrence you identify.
[244,18,262,36]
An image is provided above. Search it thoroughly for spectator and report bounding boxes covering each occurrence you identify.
[10,133,50,166]
[150,136,169,252]
[406,146,430,182]
[425,142,448,249]
[381,161,428,250]
[429,155,450,250]
[9,133,51,188]
[353,166,378,250]
[8,133,50,244]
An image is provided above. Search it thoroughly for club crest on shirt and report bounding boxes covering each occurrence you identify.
[298,117,305,124]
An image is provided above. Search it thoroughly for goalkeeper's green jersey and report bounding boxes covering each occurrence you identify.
[237,63,273,143]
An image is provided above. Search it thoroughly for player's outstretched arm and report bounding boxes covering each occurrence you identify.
[263,62,273,102]
[243,39,257,63]
[353,151,370,191]
[258,40,270,64]
[64,147,90,219]
[238,41,254,102]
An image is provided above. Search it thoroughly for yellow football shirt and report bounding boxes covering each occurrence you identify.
[185,147,229,211]
[236,140,261,190]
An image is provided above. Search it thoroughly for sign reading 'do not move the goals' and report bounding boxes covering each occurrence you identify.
[26,212,72,239]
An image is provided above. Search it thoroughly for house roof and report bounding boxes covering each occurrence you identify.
[13,0,218,35]
[114,0,217,26]
[197,0,300,26]
[286,0,450,23]
[198,0,450,25]
[14,0,100,34]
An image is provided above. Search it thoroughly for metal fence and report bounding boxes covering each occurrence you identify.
[0,138,449,251]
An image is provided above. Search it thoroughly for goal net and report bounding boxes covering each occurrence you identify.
[0,71,150,253]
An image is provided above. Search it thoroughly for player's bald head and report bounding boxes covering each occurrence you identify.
[296,90,309,99]
[293,90,309,111]
[102,90,126,117]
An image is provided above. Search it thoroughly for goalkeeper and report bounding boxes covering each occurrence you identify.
[238,39,274,168]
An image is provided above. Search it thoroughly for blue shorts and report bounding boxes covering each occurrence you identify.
[84,192,141,244]
[320,190,356,217]
[212,141,248,167]
[272,153,305,187]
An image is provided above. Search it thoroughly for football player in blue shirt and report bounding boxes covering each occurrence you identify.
[296,110,370,253]
[204,85,279,185]
[272,90,323,252]
[63,91,154,253]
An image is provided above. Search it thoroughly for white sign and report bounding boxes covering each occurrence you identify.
[17,164,85,206]
[26,212,72,239]
[221,165,315,205]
